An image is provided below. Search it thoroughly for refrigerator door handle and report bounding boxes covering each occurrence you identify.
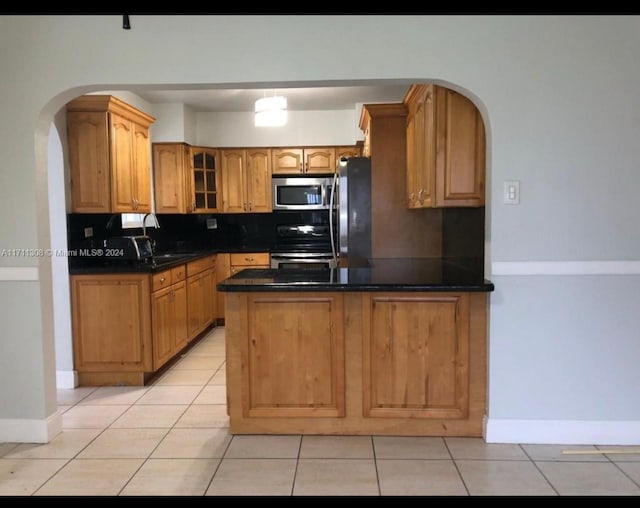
[329,171,338,266]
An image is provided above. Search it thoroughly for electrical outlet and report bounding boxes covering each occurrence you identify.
[84,227,93,238]
[503,181,520,205]
[206,218,217,230]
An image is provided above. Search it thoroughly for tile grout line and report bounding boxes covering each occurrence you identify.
[371,435,381,496]
[28,458,72,496]
[443,437,470,496]
[609,460,640,490]
[290,434,304,496]
[202,433,235,496]
[519,444,560,496]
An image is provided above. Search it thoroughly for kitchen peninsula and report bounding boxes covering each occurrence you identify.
[218,258,493,436]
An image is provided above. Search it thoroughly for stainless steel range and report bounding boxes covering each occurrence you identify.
[270,223,337,269]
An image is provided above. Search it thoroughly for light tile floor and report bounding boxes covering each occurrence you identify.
[1,326,640,496]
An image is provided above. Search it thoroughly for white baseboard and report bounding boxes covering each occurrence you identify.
[0,411,62,443]
[56,370,78,389]
[484,417,640,445]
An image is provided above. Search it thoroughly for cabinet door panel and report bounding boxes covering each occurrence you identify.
[132,124,151,212]
[152,287,175,370]
[246,149,272,212]
[272,148,303,174]
[187,274,204,339]
[436,89,484,207]
[153,144,186,213]
[67,112,111,212]
[363,294,469,419]
[221,150,246,213]
[109,113,135,212]
[305,147,336,174]
[244,294,345,417]
[173,281,189,352]
[71,275,152,372]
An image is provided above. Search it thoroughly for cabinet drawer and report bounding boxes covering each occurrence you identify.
[230,253,269,266]
[186,255,216,277]
[171,265,186,284]
[152,269,173,291]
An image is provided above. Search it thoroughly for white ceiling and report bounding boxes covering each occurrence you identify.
[134,84,412,113]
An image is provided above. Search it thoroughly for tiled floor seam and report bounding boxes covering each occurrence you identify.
[520,444,560,496]
[202,431,235,496]
[443,437,470,496]
[611,460,640,490]
[371,436,382,496]
[289,433,304,496]
[29,458,71,496]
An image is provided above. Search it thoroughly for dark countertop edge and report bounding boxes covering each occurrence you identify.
[68,247,273,275]
[217,282,495,293]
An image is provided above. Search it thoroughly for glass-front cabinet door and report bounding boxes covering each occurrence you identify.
[189,147,221,212]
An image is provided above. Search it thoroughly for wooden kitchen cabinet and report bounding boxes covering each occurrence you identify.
[335,145,361,160]
[189,147,221,213]
[152,279,188,371]
[404,84,485,208]
[221,149,272,213]
[241,293,345,417]
[186,255,216,339]
[362,293,469,419]
[214,253,269,321]
[153,142,190,214]
[272,147,336,174]
[71,274,153,385]
[67,95,155,213]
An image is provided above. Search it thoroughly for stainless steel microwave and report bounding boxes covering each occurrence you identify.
[272,176,336,211]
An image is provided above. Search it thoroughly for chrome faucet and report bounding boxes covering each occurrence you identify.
[142,212,160,238]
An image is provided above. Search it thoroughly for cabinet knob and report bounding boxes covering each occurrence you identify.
[418,189,425,204]
[304,162,308,172]
[299,163,303,173]
[245,257,254,262]
[248,202,252,211]
[160,277,166,283]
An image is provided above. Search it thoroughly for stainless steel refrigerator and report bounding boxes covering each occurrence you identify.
[329,157,372,267]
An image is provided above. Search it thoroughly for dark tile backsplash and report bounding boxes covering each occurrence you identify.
[67,210,332,253]
[442,207,485,262]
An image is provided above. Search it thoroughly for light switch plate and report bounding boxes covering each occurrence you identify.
[206,218,217,229]
[84,227,93,238]
[503,181,520,205]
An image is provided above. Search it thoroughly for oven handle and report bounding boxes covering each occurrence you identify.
[271,253,334,259]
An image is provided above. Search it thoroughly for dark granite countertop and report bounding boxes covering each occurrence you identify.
[217,258,494,292]
[68,245,273,275]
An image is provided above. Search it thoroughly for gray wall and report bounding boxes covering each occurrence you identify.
[0,15,639,441]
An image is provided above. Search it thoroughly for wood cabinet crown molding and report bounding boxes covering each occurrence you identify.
[66,95,156,128]
[359,103,408,129]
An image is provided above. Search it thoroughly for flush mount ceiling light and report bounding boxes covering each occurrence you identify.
[255,96,287,127]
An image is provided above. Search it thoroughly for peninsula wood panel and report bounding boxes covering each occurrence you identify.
[224,292,486,436]
[243,294,345,417]
[362,294,469,419]
[71,274,152,372]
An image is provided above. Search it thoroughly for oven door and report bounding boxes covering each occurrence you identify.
[271,252,337,269]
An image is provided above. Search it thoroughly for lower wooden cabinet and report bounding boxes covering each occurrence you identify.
[71,274,153,385]
[362,293,469,419]
[71,255,218,386]
[224,291,486,436]
[152,280,188,371]
[242,293,345,418]
[215,252,270,321]
[186,255,216,338]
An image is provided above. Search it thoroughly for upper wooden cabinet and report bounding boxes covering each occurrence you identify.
[272,147,336,174]
[404,84,485,208]
[153,142,189,214]
[221,149,272,213]
[189,147,222,213]
[67,95,155,213]
[335,145,362,160]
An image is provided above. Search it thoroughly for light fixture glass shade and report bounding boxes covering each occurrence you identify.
[255,96,287,127]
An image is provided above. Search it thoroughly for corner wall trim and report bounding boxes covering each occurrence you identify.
[485,418,640,445]
[0,411,62,443]
[0,267,39,281]
[491,261,640,276]
[56,370,78,389]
